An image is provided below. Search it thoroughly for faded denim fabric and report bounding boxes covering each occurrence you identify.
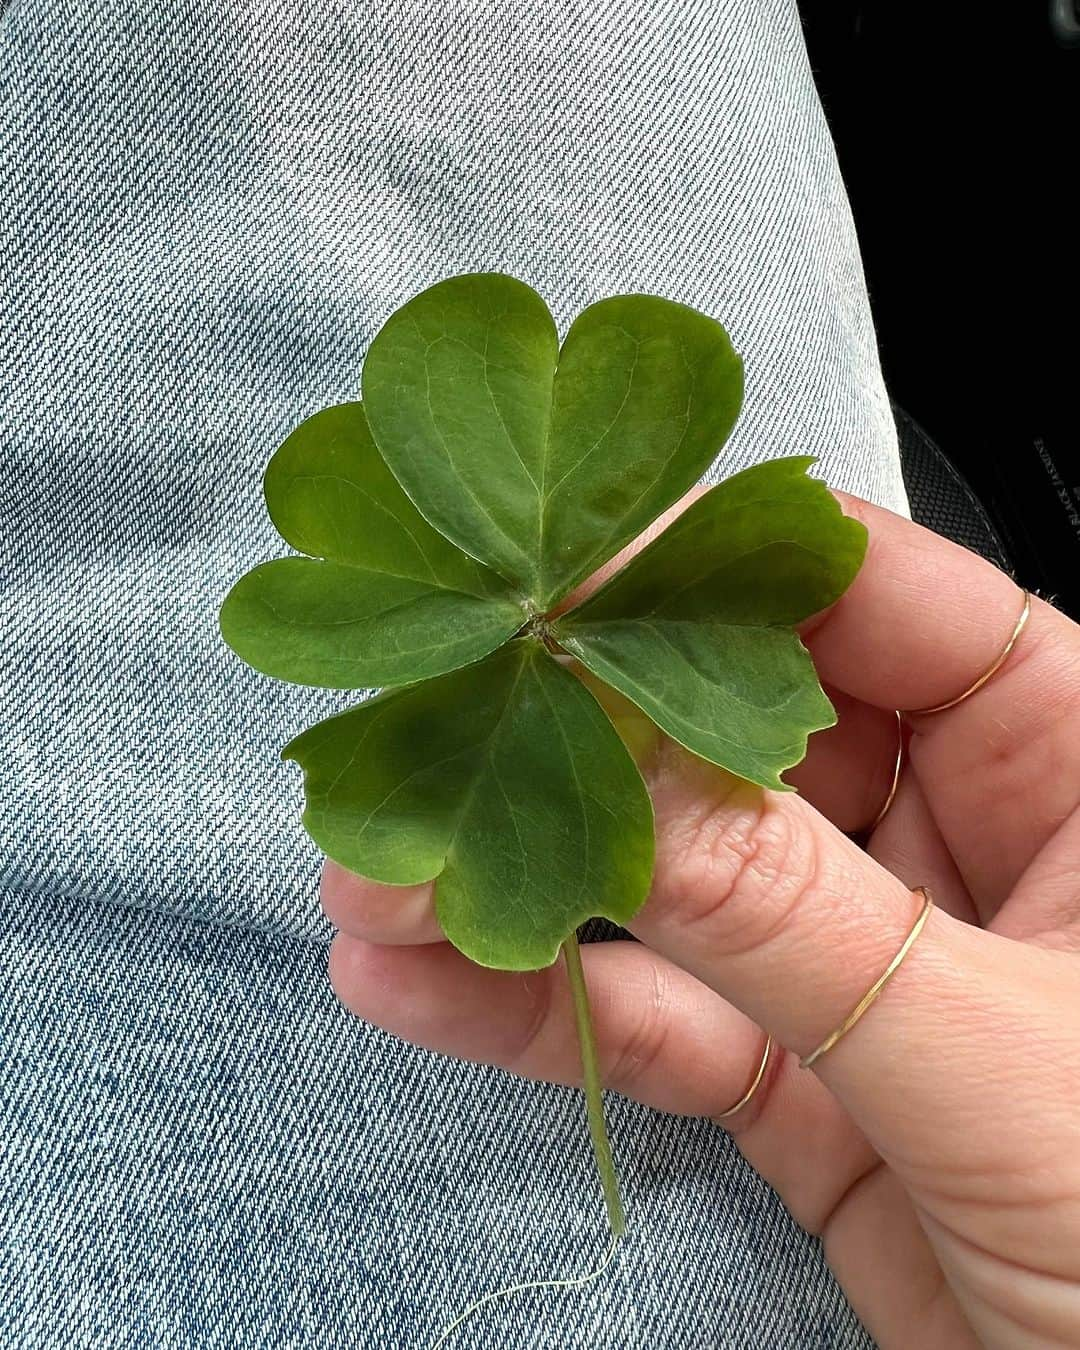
[1,0,894,1344]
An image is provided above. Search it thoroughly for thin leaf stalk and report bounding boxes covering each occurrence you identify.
[562,929,626,1237]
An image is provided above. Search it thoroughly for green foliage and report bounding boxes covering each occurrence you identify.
[554,456,867,789]
[219,403,525,688]
[361,274,743,607]
[282,641,654,971]
[220,274,867,972]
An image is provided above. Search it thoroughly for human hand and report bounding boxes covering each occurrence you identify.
[322,491,1080,1349]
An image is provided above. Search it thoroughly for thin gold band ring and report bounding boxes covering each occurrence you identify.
[866,589,1031,831]
[800,887,935,1070]
[865,709,904,834]
[714,1032,774,1119]
[908,589,1031,716]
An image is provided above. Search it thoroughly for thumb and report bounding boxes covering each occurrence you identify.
[630,745,1080,1236]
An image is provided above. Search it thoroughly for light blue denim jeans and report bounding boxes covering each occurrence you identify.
[1,1,904,1344]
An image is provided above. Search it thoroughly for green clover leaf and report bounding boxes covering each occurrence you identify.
[361,273,743,606]
[554,456,867,789]
[219,402,527,688]
[281,640,654,971]
[218,273,867,1237]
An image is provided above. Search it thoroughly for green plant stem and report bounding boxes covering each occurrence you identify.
[562,929,626,1238]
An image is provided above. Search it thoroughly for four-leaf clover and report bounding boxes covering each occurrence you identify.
[220,273,867,973]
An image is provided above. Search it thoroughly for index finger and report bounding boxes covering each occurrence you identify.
[802,493,1080,911]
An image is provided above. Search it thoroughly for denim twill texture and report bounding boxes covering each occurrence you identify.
[1,0,893,1344]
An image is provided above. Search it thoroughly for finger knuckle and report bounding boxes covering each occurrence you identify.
[658,787,820,958]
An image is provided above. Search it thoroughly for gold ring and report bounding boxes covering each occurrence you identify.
[800,887,934,1070]
[908,590,1031,715]
[714,1032,773,1119]
[864,709,904,833]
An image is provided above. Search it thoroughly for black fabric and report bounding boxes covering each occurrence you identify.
[895,405,1013,572]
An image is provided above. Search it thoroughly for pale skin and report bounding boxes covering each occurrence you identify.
[321,490,1080,1349]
